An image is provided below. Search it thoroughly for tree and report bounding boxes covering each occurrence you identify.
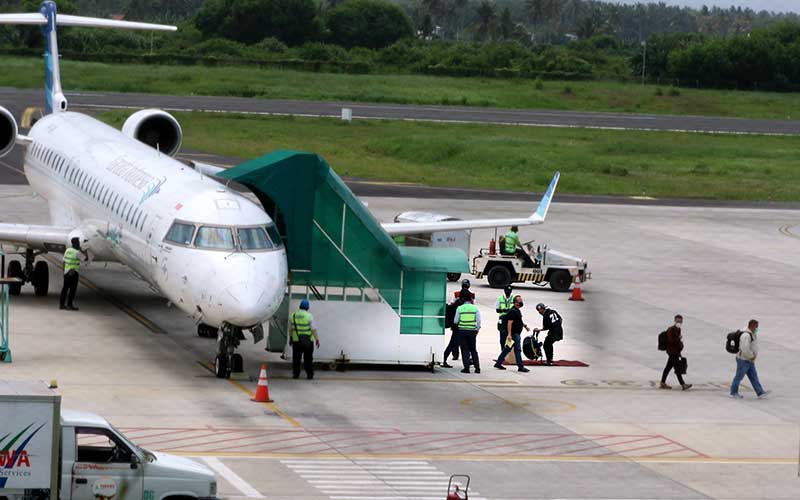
[326,0,413,49]
[499,6,513,41]
[475,0,496,41]
[195,0,321,46]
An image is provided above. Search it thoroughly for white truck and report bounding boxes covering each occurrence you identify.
[393,212,471,282]
[0,381,217,500]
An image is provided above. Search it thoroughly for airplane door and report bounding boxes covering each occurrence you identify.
[70,427,144,500]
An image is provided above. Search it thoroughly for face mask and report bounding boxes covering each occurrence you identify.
[754,327,759,334]
[517,301,523,308]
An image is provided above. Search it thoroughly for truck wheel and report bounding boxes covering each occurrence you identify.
[549,270,572,293]
[32,260,49,297]
[7,260,23,296]
[487,266,512,288]
[446,273,461,282]
[214,355,229,379]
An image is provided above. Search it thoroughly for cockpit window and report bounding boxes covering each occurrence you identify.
[195,226,235,250]
[238,227,273,250]
[164,222,196,246]
[266,225,283,247]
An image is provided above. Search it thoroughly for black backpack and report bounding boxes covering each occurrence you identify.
[657,330,668,351]
[725,330,751,354]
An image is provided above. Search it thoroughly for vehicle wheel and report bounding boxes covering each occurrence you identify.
[487,266,512,288]
[214,355,229,379]
[7,260,23,296]
[230,353,244,373]
[549,270,572,293]
[32,261,49,297]
[446,273,461,282]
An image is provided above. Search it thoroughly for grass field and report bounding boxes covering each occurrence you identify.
[101,110,800,201]
[4,56,800,120]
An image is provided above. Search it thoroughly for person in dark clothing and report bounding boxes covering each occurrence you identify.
[454,289,481,373]
[494,295,530,372]
[660,314,692,390]
[442,296,463,368]
[534,303,563,366]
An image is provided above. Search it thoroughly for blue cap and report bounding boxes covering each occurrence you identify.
[300,299,310,310]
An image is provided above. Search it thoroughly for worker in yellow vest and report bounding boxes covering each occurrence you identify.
[454,289,481,373]
[502,226,521,255]
[59,237,85,311]
[291,299,320,379]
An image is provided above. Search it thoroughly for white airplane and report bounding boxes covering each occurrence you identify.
[0,1,559,378]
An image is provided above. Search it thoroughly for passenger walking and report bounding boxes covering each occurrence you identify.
[290,299,320,380]
[454,290,481,374]
[534,303,563,366]
[659,314,692,390]
[59,237,85,311]
[494,295,530,372]
[453,278,474,302]
[442,294,463,368]
[730,319,771,399]
[495,286,514,349]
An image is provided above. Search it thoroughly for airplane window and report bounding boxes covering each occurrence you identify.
[125,204,133,223]
[266,225,283,247]
[141,214,148,231]
[164,222,195,246]
[112,194,120,212]
[195,226,235,250]
[134,210,143,230]
[238,227,272,250]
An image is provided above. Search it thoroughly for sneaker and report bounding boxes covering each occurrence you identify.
[659,383,672,390]
[757,390,772,399]
[59,305,66,310]
[681,384,693,391]
[729,393,743,399]
[441,362,453,368]
[518,367,530,373]
[475,368,481,374]
[67,305,79,311]
[494,364,506,370]
[544,361,553,366]
[460,369,470,374]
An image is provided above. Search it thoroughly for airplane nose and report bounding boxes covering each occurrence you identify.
[222,280,276,327]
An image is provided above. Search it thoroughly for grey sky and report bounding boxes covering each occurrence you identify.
[607,1,800,14]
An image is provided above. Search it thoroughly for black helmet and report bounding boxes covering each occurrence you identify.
[461,278,471,288]
[504,285,513,294]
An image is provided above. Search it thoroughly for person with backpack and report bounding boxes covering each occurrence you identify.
[659,314,692,390]
[730,319,771,399]
[442,295,463,368]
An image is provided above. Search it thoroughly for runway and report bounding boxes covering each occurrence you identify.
[3,86,800,136]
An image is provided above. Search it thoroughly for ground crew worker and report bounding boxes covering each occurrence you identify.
[392,234,406,246]
[59,237,85,311]
[534,303,563,366]
[495,285,514,349]
[454,289,481,373]
[502,226,520,255]
[290,299,320,379]
[442,293,463,368]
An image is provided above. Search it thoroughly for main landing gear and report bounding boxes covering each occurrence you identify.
[5,249,49,297]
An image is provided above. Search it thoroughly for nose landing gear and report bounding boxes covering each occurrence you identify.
[214,322,245,379]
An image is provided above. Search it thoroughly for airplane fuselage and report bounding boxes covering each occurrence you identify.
[23,112,288,328]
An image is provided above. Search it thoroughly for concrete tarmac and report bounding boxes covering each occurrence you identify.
[1,186,800,499]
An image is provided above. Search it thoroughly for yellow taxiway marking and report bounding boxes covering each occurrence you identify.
[198,361,302,428]
[779,223,800,240]
[173,450,798,465]
[460,396,577,414]
[269,375,518,385]
[43,255,164,334]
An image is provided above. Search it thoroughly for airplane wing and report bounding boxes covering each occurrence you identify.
[0,13,177,31]
[0,224,73,253]
[381,171,560,236]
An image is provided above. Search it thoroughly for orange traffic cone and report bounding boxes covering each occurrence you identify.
[252,364,273,402]
[569,275,585,301]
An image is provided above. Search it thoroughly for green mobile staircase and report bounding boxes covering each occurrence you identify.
[0,251,16,363]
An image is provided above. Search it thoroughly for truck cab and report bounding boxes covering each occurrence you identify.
[60,411,216,500]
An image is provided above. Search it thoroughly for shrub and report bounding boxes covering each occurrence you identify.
[654,87,664,96]
[669,86,681,96]
[534,78,544,90]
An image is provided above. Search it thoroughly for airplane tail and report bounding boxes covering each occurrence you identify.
[0,1,176,115]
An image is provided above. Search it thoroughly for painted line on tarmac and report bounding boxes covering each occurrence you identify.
[72,103,798,137]
[779,223,800,240]
[201,457,262,498]
[268,375,518,385]
[197,360,303,428]
[0,159,26,178]
[175,451,798,465]
[43,255,164,334]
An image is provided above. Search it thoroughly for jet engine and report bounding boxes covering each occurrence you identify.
[0,105,18,158]
[122,109,183,157]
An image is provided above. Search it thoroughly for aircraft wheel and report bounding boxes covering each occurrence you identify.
[32,261,49,297]
[7,260,23,296]
[549,270,572,293]
[214,355,230,379]
[487,266,512,289]
[446,273,461,282]
[230,353,244,373]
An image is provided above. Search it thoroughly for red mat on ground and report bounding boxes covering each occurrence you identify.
[502,359,590,367]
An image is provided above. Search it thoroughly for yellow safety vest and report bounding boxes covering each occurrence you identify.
[497,295,513,320]
[504,231,519,253]
[456,303,479,331]
[291,310,315,342]
[64,247,80,272]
